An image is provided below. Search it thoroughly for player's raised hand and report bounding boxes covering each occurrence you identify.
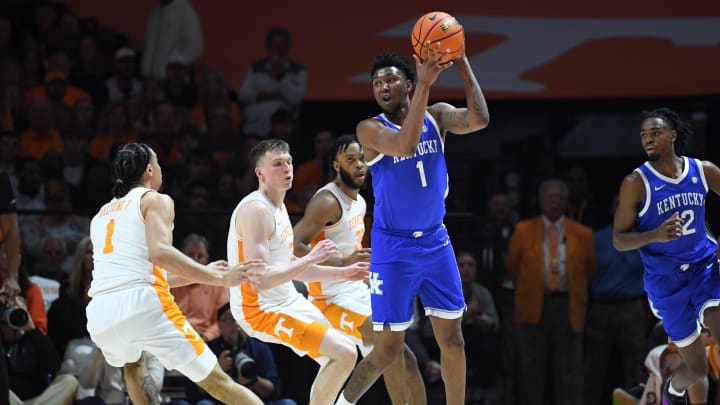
[306,239,338,264]
[345,248,371,265]
[412,41,453,86]
[341,261,370,281]
[655,211,684,242]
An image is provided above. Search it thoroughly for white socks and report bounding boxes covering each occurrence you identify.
[668,379,686,397]
[335,392,355,405]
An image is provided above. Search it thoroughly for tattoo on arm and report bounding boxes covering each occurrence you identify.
[141,375,161,405]
[443,110,470,130]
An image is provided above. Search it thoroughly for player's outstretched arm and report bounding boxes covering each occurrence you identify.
[612,172,683,251]
[237,201,338,291]
[430,38,489,136]
[143,192,263,287]
[293,262,370,283]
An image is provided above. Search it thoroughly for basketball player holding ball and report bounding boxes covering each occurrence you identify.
[335,12,490,405]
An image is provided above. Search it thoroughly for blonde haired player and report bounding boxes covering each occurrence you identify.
[86,143,265,405]
[227,138,370,405]
[293,135,426,404]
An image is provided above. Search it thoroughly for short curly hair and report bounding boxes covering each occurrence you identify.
[370,53,415,84]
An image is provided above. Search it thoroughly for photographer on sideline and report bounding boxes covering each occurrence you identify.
[1,293,78,405]
[184,303,296,405]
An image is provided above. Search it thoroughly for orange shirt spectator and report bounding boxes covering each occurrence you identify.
[24,70,90,109]
[25,282,48,335]
[19,128,63,159]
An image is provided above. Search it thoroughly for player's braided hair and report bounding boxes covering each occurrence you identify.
[111,143,152,198]
[371,53,416,84]
[641,108,693,154]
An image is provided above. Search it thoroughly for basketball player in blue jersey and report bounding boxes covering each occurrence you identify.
[335,39,489,405]
[614,108,720,405]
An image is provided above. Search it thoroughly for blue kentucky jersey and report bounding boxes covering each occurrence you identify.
[368,111,448,232]
[635,156,718,275]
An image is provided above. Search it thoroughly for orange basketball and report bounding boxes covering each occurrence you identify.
[411,11,464,64]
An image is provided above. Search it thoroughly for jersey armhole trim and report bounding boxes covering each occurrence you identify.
[367,153,384,166]
[635,169,652,217]
[695,158,709,193]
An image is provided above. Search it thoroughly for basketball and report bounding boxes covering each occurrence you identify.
[411,11,464,64]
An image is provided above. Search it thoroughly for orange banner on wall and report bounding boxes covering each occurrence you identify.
[65,0,720,100]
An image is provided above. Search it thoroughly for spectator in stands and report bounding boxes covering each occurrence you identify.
[2,292,79,404]
[69,35,109,108]
[105,47,142,103]
[475,192,519,404]
[184,303,297,405]
[19,97,63,160]
[584,194,648,405]
[143,100,179,164]
[170,234,229,341]
[22,179,89,267]
[506,178,596,405]
[61,130,90,188]
[0,171,21,297]
[1,83,24,133]
[20,47,42,90]
[73,161,111,211]
[141,0,203,81]
[564,166,602,230]
[132,78,166,134]
[191,67,242,134]
[67,97,97,139]
[292,127,333,202]
[238,28,306,137]
[30,2,60,47]
[47,236,93,357]
[457,251,501,398]
[89,101,137,162]
[0,132,19,188]
[13,157,45,215]
[173,181,224,257]
[205,103,239,168]
[29,235,66,309]
[163,52,198,109]
[175,125,201,168]
[232,135,260,198]
[59,336,125,405]
[25,66,90,115]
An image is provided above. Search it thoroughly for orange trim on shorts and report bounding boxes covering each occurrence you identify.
[307,232,325,297]
[237,241,328,354]
[312,299,367,341]
[152,265,204,355]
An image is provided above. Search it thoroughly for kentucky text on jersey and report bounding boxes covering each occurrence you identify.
[656,192,705,216]
[392,139,440,163]
[369,112,448,232]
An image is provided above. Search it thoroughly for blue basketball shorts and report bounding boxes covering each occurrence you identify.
[645,257,720,347]
[369,225,465,331]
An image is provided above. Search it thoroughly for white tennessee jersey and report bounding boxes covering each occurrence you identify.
[228,191,301,314]
[88,187,166,297]
[307,182,368,299]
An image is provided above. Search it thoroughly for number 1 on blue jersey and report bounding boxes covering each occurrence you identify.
[416,161,428,188]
